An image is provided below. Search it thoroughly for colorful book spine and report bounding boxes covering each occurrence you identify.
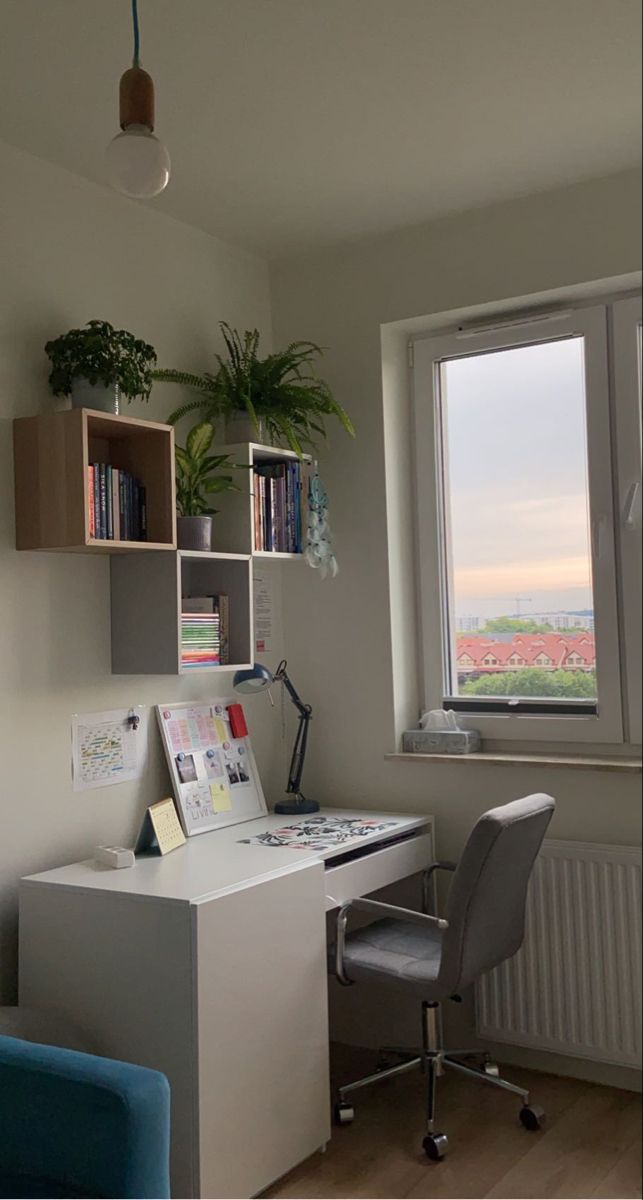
[112,469,120,541]
[88,465,95,538]
[105,464,113,540]
[180,601,221,668]
[252,460,307,554]
[269,475,278,552]
[93,464,100,539]
[254,480,262,551]
[219,594,230,665]
[86,464,147,542]
[98,464,107,539]
[128,474,135,541]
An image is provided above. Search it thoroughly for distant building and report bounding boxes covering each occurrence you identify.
[456,632,595,674]
[528,611,595,631]
[456,615,481,632]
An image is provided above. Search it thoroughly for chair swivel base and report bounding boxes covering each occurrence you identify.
[333,1004,545,1161]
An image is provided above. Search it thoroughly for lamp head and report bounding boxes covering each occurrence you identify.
[233,664,274,694]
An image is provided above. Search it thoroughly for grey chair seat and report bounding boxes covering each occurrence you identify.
[342,918,445,998]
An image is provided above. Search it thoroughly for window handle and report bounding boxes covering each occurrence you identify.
[623,481,641,530]
[591,515,609,562]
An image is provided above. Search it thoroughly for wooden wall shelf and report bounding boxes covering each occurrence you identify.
[14,422,309,675]
[13,408,176,552]
[110,550,253,675]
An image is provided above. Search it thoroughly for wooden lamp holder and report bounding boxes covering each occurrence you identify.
[119,66,155,131]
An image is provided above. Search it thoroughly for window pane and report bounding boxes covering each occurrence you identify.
[439,338,596,702]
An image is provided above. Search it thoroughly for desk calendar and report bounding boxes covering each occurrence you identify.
[156,701,267,836]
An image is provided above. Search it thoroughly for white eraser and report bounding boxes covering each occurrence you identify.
[94,845,135,869]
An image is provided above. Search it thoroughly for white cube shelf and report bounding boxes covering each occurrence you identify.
[213,442,312,559]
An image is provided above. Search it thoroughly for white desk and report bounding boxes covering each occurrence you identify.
[19,808,434,1199]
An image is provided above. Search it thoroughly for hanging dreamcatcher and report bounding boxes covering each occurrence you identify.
[305,467,338,578]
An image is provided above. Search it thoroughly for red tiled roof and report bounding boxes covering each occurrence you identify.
[456,632,595,670]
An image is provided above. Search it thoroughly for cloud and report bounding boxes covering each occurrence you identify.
[454,555,593,599]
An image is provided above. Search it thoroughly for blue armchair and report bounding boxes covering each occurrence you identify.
[0,1034,170,1199]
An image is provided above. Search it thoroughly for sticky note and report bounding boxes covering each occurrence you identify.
[210,782,232,813]
[215,718,228,744]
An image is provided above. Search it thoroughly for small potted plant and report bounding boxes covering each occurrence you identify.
[153,322,354,454]
[175,420,245,551]
[45,319,157,414]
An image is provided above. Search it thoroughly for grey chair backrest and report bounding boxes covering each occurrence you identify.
[438,793,555,993]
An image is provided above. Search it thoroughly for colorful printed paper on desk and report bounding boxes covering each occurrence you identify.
[156,702,267,837]
[238,815,400,851]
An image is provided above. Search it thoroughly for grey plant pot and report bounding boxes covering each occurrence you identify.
[70,378,120,414]
[177,515,213,552]
[225,412,267,445]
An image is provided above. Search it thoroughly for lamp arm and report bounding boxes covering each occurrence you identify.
[274,660,310,719]
[273,661,312,798]
[286,710,311,796]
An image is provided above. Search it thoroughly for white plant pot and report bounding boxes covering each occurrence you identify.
[70,378,120,414]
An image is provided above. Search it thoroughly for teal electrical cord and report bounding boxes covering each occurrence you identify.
[131,0,141,66]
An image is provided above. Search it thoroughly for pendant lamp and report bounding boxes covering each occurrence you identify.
[105,0,170,198]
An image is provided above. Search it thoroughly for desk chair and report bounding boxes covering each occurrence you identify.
[332,793,555,1161]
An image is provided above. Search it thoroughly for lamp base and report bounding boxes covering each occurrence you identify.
[274,796,320,816]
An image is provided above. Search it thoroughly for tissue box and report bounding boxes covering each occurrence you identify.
[402,729,481,754]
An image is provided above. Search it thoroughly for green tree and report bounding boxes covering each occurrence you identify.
[460,669,596,699]
[480,617,553,634]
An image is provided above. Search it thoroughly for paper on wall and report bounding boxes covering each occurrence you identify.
[71,707,147,791]
[253,569,273,654]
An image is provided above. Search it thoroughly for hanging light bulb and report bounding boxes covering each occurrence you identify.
[106,0,170,198]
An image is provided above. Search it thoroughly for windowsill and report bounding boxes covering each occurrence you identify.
[385,751,642,773]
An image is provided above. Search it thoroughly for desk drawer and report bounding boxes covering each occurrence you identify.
[324,831,433,910]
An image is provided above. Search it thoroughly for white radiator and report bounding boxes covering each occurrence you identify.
[476,839,642,1069]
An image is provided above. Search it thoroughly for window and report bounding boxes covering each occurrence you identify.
[612,296,643,743]
[412,302,641,745]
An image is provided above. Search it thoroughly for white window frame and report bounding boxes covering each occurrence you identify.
[612,295,642,744]
[412,304,624,744]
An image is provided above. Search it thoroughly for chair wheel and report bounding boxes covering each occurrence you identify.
[520,1104,545,1131]
[334,1101,355,1125]
[483,1060,500,1076]
[423,1132,448,1161]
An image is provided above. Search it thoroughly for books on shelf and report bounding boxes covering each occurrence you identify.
[87,464,147,542]
[181,595,230,669]
[253,459,310,553]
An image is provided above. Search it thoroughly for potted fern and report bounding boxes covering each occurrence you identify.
[45,320,156,414]
[153,322,354,455]
[175,420,245,551]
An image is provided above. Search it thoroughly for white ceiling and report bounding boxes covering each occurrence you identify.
[1,0,640,258]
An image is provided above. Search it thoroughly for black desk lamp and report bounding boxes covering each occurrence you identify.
[233,660,319,815]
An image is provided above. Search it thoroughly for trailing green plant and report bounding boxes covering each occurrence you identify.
[175,420,245,517]
[153,322,354,455]
[45,320,157,401]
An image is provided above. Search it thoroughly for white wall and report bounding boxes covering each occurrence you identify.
[0,139,287,1003]
[271,169,643,1082]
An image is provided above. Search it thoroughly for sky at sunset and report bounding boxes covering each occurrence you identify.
[441,337,594,621]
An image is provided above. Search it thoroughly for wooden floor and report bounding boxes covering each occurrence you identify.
[265,1045,642,1200]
